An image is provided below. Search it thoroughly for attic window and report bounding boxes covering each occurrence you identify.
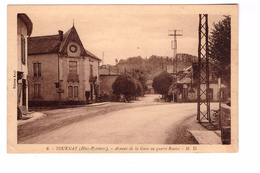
[69,44,78,53]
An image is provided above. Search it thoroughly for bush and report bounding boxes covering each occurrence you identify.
[152,71,173,98]
[96,91,110,102]
[112,74,136,101]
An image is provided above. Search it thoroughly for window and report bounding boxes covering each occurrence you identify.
[208,88,213,100]
[68,86,73,98]
[33,62,42,78]
[183,88,188,99]
[69,61,77,74]
[68,86,78,99]
[21,35,25,64]
[74,86,78,98]
[90,64,93,77]
[33,83,41,98]
[68,61,79,82]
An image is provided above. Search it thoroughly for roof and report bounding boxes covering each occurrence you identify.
[18,13,33,36]
[28,34,61,54]
[28,26,100,61]
[99,68,119,76]
[85,49,102,61]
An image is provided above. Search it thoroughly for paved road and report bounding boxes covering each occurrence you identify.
[21,95,218,144]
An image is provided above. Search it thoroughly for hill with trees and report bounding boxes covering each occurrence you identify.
[112,53,198,81]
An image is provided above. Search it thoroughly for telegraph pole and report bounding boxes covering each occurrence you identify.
[102,51,104,65]
[197,14,210,123]
[169,29,183,102]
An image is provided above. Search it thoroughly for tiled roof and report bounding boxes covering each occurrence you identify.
[28,34,61,54]
[28,26,101,61]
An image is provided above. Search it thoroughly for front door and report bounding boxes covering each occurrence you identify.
[22,79,26,106]
[90,84,93,101]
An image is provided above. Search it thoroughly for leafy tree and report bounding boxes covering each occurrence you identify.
[133,79,143,99]
[132,69,147,96]
[209,15,231,94]
[112,74,136,101]
[152,71,173,98]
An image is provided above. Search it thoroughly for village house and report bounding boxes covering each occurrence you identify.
[99,64,120,95]
[175,64,227,102]
[17,13,33,119]
[145,79,154,94]
[28,25,101,106]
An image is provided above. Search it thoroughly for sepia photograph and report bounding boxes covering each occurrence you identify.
[7,5,238,153]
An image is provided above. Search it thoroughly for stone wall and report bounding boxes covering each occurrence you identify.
[221,104,231,144]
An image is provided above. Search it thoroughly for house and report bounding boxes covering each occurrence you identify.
[173,63,226,102]
[145,79,154,94]
[17,13,33,119]
[99,65,120,95]
[28,25,101,106]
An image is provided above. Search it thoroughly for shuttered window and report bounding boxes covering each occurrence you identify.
[68,86,79,99]
[38,63,41,77]
[21,35,25,64]
[33,63,37,77]
[69,61,77,74]
[74,86,78,98]
[68,86,73,98]
[33,62,42,78]
[90,64,93,77]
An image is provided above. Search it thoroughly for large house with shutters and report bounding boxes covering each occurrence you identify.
[28,25,101,106]
[17,13,33,119]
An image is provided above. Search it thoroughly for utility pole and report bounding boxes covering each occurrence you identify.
[169,29,183,102]
[197,14,210,123]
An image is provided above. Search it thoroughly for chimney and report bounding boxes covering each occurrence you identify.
[58,30,63,41]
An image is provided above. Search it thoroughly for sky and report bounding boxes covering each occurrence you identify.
[25,5,225,65]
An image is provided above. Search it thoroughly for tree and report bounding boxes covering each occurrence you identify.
[132,69,147,96]
[209,15,231,94]
[152,71,173,98]
[112,74,136,101]
[132,79,143,99]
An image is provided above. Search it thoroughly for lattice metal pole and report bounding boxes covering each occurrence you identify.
[197,14,211,123]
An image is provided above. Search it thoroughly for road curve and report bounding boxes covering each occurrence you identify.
[21,102,218,144]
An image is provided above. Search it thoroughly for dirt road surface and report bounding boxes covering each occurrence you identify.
[20,95,218,144]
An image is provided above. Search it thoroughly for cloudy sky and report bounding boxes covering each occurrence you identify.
[24,5,225,65]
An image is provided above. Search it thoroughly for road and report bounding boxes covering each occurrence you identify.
[20,94,218,144]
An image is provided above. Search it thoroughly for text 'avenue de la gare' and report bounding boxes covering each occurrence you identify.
[52,146,197,152]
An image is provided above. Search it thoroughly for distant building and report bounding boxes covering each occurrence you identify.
[17,13,33,118]
[99,65,119,95]
[146,79,154,94]
[170,64,226,102]
[28,26,101,106]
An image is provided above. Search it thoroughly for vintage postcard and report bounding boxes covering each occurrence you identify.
[7,5,238,153]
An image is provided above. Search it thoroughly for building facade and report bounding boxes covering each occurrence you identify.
[28,26,101,106]
[99,65,119,95]
[17,13,33,118]
[175,65,226,102]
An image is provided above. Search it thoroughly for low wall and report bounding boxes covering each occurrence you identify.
[221,104,231,144]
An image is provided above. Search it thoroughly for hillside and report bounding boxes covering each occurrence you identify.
[112,54,198,80]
